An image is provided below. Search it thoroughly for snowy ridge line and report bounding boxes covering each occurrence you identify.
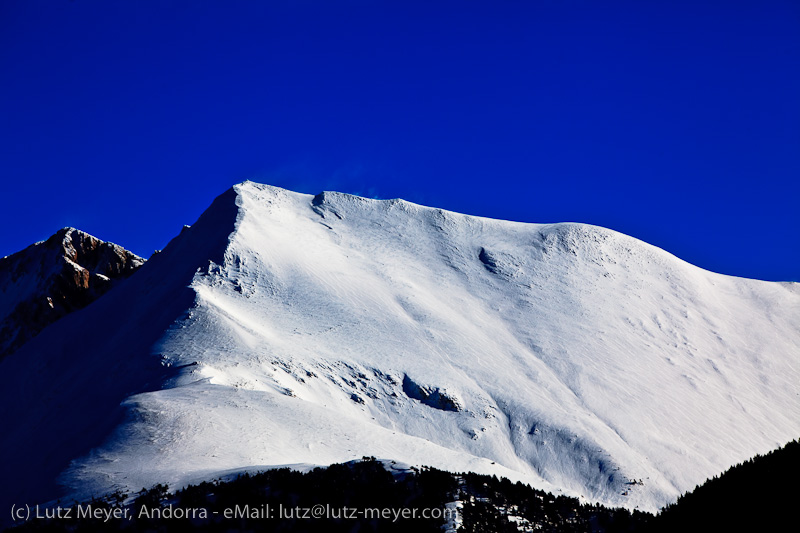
[1,181,797,517]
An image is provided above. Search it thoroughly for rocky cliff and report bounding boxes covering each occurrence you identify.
[0,227,145,359]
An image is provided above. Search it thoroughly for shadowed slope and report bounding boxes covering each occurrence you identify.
[0,188,240,513]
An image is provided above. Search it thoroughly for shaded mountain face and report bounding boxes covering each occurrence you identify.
[0,182,797,517]
[0,227,145,359]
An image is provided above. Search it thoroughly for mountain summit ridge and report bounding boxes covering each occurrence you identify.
[1,181,797,515]
[0,227,144,360]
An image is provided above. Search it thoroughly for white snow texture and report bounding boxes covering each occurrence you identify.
[1,182,798,514]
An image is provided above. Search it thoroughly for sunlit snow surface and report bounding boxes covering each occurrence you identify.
[2,182,798,513]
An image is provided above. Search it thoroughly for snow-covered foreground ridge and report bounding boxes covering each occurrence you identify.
[1,181,798,514]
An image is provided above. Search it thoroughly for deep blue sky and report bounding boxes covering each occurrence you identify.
[1,1,798,281]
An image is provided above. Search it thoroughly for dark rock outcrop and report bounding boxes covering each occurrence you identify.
[0,228,145,359]
[402,374,462,412]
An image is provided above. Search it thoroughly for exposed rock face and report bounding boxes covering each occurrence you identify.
[0,228,145,360]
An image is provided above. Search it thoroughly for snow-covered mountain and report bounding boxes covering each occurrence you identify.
[1,182,797,515]
[0,227,144,360]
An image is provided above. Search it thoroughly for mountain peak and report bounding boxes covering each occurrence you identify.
[0,228,145,359]
[1,182,797,515]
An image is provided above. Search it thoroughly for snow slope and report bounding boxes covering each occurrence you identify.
[1,182,798,515]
